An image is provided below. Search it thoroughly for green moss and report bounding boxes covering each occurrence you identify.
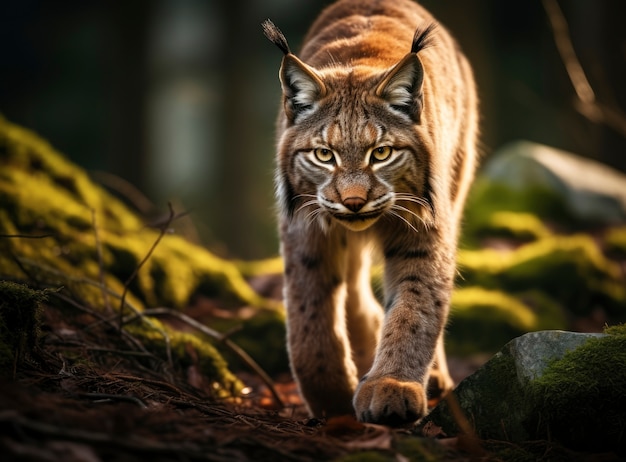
[0,115,282,396]
[126,321,243,398]
[234,257,283,278]
[394,436,449,461]
[604,323,626,336]
[462,210,552,248]
[0,281,47,376]
[528,327,626,453]
[458,235,626,316]
[463,178,575,233]
[449,288,536,355]
[447,288,567,355]
[605,225,626,256]
[0,115,278,312]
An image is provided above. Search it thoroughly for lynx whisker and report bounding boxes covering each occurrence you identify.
[295,199,320,214]
[395,193,430,209]
[389,205,423,234]
[304,207,324,226]
[388,209,420,234]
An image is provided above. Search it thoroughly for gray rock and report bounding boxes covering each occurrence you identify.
[483,141,626,224]
[416,330,605,442]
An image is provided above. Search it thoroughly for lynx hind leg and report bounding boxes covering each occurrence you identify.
[345,242,384,378]
[346,297,383,378]
[427,335,455,399]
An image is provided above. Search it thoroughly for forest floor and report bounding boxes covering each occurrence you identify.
[1,282,617,462]
[0,270,493,462]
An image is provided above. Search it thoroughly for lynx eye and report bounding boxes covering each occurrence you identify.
[313,148,335,164]
[371,146,393,163]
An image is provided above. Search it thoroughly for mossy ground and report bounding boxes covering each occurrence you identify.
[0,115,285,397]
[448,175,626,354]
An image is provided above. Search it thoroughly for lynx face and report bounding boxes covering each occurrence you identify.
[276,53,434,235]
[290,118,432,233]
[264,0,478,425]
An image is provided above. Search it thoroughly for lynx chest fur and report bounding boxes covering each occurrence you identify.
[263,0,478,425]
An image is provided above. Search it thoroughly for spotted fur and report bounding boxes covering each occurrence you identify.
[264,0,479,424]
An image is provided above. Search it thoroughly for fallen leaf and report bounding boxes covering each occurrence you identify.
[323,414,365,436]
[421,420,448,438]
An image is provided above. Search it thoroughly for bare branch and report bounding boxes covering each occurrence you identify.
[542,0,595,104]
[118,202,175,330]
[543,0,626,137]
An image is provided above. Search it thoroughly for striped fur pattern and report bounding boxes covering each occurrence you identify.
[264,0,478,425]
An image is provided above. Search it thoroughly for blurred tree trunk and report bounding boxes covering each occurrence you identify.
[107,2,152,192]
[214,0,266,259]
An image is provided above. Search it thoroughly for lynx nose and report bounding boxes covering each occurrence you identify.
[343,196,366,212]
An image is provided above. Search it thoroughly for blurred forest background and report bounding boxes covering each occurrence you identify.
[2,0,626,259]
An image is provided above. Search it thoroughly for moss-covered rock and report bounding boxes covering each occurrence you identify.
[0,115,286,395]
[528,324,626,453]
[472,141,626,227]
[458,235,626,317]
[416,330,612,446]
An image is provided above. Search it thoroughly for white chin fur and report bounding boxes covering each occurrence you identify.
[335,217,379,232]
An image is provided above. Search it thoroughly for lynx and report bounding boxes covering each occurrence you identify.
[263,0,478,425]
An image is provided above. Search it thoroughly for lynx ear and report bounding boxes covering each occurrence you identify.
[280,55,326,122]
[262,19,326,122]
[375,24,435,123]
[375,53,425,122]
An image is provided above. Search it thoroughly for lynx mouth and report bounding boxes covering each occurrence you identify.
[332,211,383,231]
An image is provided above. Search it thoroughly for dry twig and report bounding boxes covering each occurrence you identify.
[134,307,285,409]
[118,202,176,330]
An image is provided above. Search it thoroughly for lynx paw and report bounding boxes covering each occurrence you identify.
[353,376,427,425]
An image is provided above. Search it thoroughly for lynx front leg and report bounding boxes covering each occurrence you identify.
[282,227,358,418]
[353,240,454,425]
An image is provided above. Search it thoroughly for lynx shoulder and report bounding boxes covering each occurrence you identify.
[264,0,479,424]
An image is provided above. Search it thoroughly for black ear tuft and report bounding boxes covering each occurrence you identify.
[411,23,437,54]
[262,19,291,55]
